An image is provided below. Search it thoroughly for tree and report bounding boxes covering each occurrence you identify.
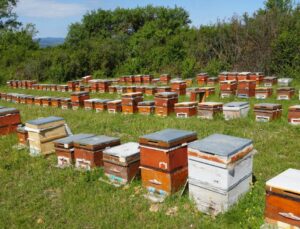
[0,0,21,30]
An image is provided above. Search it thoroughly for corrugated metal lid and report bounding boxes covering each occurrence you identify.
[0,107,19,115]
[54,134,95,145]
[141,129,197,144]
[188,134,252,157]
[74,135,120,145]
[266,169,300,193]
[104,142,140,157]
[26,116,64,125]
[224,102,249,107]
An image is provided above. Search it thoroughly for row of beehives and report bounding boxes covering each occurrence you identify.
[2,91,300,124]
[14,118,300,228]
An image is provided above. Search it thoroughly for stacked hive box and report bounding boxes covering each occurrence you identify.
[134,75,143,84]
[125,75,134,84]
[197,73,209,85]
[154,92,178,117]
[25,116,69,156]
[171,80,186,95]
[116,86,127,94]
[254,103,282,122]
[255,87,273,99]
[237,80,256,98]
[17,124,28,146]
[58,85,68,92]
[137,101,155,115]
[227,72,238,81]
[263,76,277,87]
[126,86,136,93]
[277,87,295,100]
[73,135,120,170]
[237,72,250,81]
[121,92,143,114]
[145,86,157,95]
[0,108,21,135]
[160,74,171,84]
[107,100,122,113]
[136,86,146,94]
[218,72,228,81]
[42,97,52,107]
[143,75,153,85]
[84,99,100,111]
[223,102,250,120]
[264,169,300,228]
[157,86,171,93]
[89,80,101,92]
[188,134,254,215]
[278,78,293,87]
[99,80,112,93]
[71,92,90,110]
[220,80,237,98]
[249,72,264,84]
[198,102,223,119]
[288,105,300,125]
[174,102,198,118]
[95,99,112,112]
[207,77,218,86]
[67,81,79,92]
[103,142,140,184]
[61,98,71,109]
[51,98,62,108]
[54,134,95,168]
[189,88,206,103]
[139,129,197,195]
[108,85,117,94]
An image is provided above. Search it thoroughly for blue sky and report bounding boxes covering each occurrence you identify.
[15,0,267,38]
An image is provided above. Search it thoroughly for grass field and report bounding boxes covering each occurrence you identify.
[0,84,300,228]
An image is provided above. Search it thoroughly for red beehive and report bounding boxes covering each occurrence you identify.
[227,72,238,81]
[95,99,112,112]
[74,135,120,170]
[277,87,295,100]
[249,72,264,84]
[50,84,57,91]
[126,86,136,93]
[189,89,206,103]
[237,72,251,81]
[152,78,160,85]
[17,124,28,146]
[58,85,69,92]
[99,80,112,93]
[34,97,43,106]
[154,92,178,109]
[254,103,282,122]
[26,95,35,105]
[108,86,117,94]
[67,81,79,92]
[157,86,171,93]
[84,86,91,92]
[136,86,146,94]
[122,92,143,114]
[174,102,198,118]
[71,92,90,110]
[160,74,171,84]
[41,97,52,107]
[138,101,155,115]
[61,98,72,110]
[207,77,218,86]
[171,80,186,95]
[89,80,100,93]
[75,85,85,92]
[198,102,223,119]
[21,81,27,89]
[218,72,228,81]
[263,76,278,87]
[139,129,197,195]
[197,73,209,86]
[288,105,300,125]
[237,80,256,98]
[255,87,273,99]
[84,99,99,111]
[142,75,153,85]
[220,80,237,91]
[116,86,127,94]
[107,100,122,114]
[200,87,215,97]
[134,75,143,84]
[0,108,21,135]
[145,86,157,95]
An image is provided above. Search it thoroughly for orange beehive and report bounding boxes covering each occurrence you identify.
[197,73,208,86]
[174,102,198,118]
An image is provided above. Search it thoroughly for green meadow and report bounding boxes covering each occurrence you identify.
[0,84,300,228]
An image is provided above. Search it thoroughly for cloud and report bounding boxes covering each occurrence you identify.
[16,0,88,18]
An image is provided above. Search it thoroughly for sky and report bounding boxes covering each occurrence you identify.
[15,0,267,38]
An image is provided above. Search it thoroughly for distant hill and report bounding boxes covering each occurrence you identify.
[36,37,65,48]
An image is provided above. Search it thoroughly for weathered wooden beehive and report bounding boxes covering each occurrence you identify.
[0,107,21,136]
[277,87,295,100]
[188,134,254,215]
[137,101,155,115]
[254,103,282,122]
[154,92,178,117]
[25,116,69,156]
[255,87,273,99]
[198,102,223,119]
[237,80,256,98]
[223,102,250,120]
[288,105,300,125]
[103,142,140,184]
[174,102,198,118]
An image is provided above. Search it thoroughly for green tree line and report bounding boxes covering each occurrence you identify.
[0,0,300,83]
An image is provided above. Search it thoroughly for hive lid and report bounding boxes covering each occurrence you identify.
[74,135,120,146]
[0,107,19,115]
[239,72,251,75]
[208,77,218,80]
[199,102,223,106]
[138,101,155,106]
[108,100,122,104]
[264,76,277,80]
[104,142,140,157]
[71,92,89,96]
[266,169,300,194]
[289,105,300,109]
[224,102,249,107]
[84,98,101,102]
[140,129,197,145]
[155,92,178,97]
[254,103,281,109]
[188,134,252,157]
[26,116,64,125]
[95,99,113,103]
[54,134,95,146]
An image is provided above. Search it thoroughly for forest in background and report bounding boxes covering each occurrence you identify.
[0,0,300,83]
